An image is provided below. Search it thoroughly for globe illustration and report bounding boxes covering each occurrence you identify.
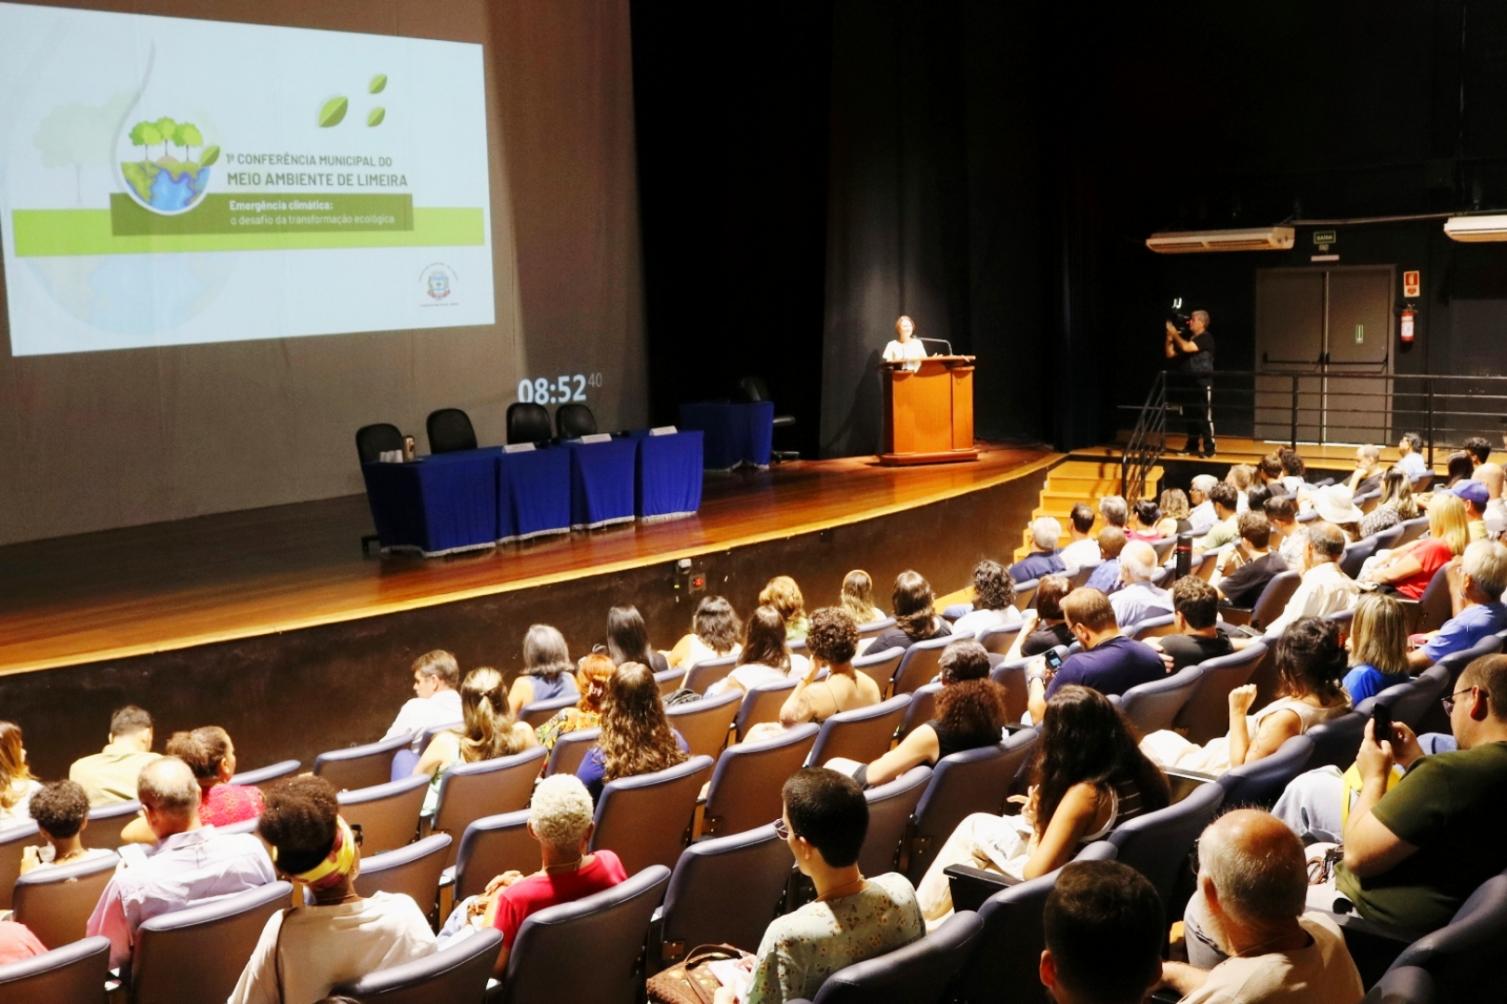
[119,116,217,215]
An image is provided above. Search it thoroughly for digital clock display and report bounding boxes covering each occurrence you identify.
[516,372,606,406]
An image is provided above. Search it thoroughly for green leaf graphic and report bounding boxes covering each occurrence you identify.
[199,145,221,167]
[369,73,387,94]
[318,97,348,128]
[367,107,386,127]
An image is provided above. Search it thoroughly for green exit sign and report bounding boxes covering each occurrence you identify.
[1313,230,1337,245]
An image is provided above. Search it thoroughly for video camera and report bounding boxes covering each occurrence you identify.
[1166,296,1191,335]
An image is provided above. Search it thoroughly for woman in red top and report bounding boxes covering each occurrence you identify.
[120,725,262,843]
[1361,493,1471,599]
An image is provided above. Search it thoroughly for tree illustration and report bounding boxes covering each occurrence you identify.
[176,122,203,161]
[129,121,162,163]
[154,116,178,158]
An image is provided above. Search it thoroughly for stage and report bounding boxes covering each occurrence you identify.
[3,444,1055,777]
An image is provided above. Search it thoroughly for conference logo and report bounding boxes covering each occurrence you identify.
[118,114,219,216]
[421,263,459,305]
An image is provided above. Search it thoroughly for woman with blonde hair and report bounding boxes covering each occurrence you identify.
[1341,594,1412,702]
[1359,470,1420,537]
[1156,488,1192,539]
[535,652,618,750]
[839,569,886,625]
[576,663,688,800]
[759,575,810,642]
[415,667,536,813]
[1361,492,1470,598]
[0,722,40,824]
[1226,463,1255,511]
[506,624,579,716]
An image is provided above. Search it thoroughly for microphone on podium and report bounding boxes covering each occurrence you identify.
[917,337,953,355]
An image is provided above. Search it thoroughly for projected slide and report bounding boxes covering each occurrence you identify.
[0,3,494,356]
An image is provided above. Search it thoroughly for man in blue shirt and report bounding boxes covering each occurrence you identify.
[1085,527,1128,594]
[1010,517,1067,583]
[1392,432,1428,480]
[1108,540,1174,631]
[1408,539,1507,670]
[1026,587,1164,722]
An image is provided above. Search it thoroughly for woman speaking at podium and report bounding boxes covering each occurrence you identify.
[882,314,927,372]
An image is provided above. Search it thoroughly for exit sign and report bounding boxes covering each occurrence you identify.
[1313,230,1337,246]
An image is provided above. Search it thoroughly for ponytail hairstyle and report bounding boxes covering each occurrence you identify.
[458,667,525,763]
[165,726,235,789]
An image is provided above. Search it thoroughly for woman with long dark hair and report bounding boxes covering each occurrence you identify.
[576,663,688,801]
[666,595,743,669]
[915,685,1169,924]
[866,571,951,654]
[605,605,669,674]
[506,624,579,716]
[708,605,809,698]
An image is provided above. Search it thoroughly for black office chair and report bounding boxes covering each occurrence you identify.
[556,403,598,439]
[506,402,552,444]
[735,375,798,461]
[426,408,478,454]
[355,423,403,465]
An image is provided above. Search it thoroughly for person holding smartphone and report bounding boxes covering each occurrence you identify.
[1025,588,1163,724]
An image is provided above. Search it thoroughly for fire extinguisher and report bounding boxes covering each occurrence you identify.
[1400,305,1416,345]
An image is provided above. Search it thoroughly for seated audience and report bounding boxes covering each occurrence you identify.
[1166,809,1363,1001]
[87,757,275,970]
[1227,464,1255,512]
[1187,475,1219,535]
[1255,453,1288,496]
[1347,444,1386,497]
[1009,574,1076,659]
[1341,594,1411,702]
[1477,462,1507,538]
[1085,527,1129,594]
[867,570,951,653]
[716,769,923,1004]
[1193,483,1240,553]
[1059,503,1102,570]
[1358,470,1418,537]
[778,608,882,727]
[1464,435,1493,469]
[0,721,40,825]
[382,649,462,741]
[826,640,1007,785]
[122,725,263,843]
[1444,449,1473,488]
[1404,538,1507,670]
[22,779,110,873]
[606,603,671,674]
[577,663,688,801]
[839,569,887,625]
[69,705,161,806]
[708,605,809,698]
[918,685,1169,922]
[506,625,579,716]
[0,920,45,965]
[1142,618,1349,773]
[667,595,743,670]
[1453,479,1490,540]
[1039,860,1164,1004]
[1393,431,1427,479]
[951,559,1023,637]
[1107,540,1173,630]
[1211,511,1286,609]
[1361,492,1468,598]
[227,776,435,1004]
[1311,484,1364,543]
[1144,576,1232,673]
[1010,517,1068,583]
[415,667,536,814]
[1245,483,1272,514]
[1261,522,1359,637]
[1126,499,1162,542]
[759,575,811,643]
[1099,495,1129,530]
[1265,495,1305,571]
[1027,588,1165,724]
[1157,487,1193,538]
[1278,447,1308,496]
[535,652,617,749]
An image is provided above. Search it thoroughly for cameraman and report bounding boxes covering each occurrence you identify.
[1165,308,1215,456]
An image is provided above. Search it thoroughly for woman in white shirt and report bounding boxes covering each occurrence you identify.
[882,314,927,372]
[709,605,810,698]
[951,560,1023,637]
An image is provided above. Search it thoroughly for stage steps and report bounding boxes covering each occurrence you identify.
[1011,458,1162,564]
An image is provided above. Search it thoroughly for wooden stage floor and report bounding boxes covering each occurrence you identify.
[0,444,1055,676]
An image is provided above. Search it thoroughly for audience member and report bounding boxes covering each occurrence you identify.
[1099,495,1128,530]
[382,649,462,742]
[606,604,671,674]
[1026,589,1164,723]
[838,569,886,625]
[668,595,743,669]
[778,608,881,727]
[1060,503,1102,571]
[1405,538,1507,670]
[1010,517,1068,583]
[1261,522,1359,636]
[1256,453,1288,497]
[827,641,1008,786]
[1211,511,1286,609]
[718,769,922,1004]
[1444,449,1473,487]
[1311,484,1364,543]
[0,920,45,966]
[951,559,1023,636]
[1040,860,1164,1004]
[1193,483,1240,553]
[1187,475,1219,535]
[506,625,579,716]
[1126,499,1162,541]
[1265,495,1305,571]
[1107,540,1173,631]
[1393,432,1427,479]
[759,575,811,643]
[1166,809,1363,1001]
[1347,445,1386,497]
[1464,435,1493,469]
[1477,462,1506,538]
[1010,574,1076,659]
[1278,448,1308,496]
[415,667,536,814]
[577,663,688,801]
[534,652,616,749]
[69,705,162,806]
[22,779,109,874]
[1227,464,1255,512]
[0,721,40,825]
[1341,594,1411,702]
[708,605,808,698]
[227,776,434,1004]
[1143,618,1348,773]
[867,570,951,652]
[1452,479,1490,540]
[87,757,275,969]
[1157,488,1193,538]
[1245,483,1273,514]
[1361,492,1468,598]
[122,725,263,842]
[918,685,1168,921]
[1144,576,1232,673]
[1085,527,1129,594]
[1358,470,1417,537]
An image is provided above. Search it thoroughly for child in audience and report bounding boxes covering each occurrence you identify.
[21,779,107,873]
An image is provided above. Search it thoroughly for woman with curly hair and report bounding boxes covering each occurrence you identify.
[759,575,811,643]
[0,722,39,825]
[866,571,951,654]
[667,595,743,669]
[774,608,882,730]
[826,640,1008,786]
[415,667,536,813]
[535,651,617,750]
[576,663,688,801]
[839,569,887,625]
[709,605,810,698]
[915,685,1169,924]
[951,560,1022,637]
[506,624,579,716]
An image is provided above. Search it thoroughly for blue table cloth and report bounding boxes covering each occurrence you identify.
[362,447,502,556]
[677,401,774,469]
[497,447,572,542]
[565,438,640,529]
[634,431,704,520]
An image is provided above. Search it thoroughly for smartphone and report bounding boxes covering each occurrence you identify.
[1371,704,1393,744]
[1044,646,1066,671]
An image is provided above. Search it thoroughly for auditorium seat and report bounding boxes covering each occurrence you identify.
[1371,522,1407,552]
[1410,635,1503,735]
[430,746,547,864]
[988,657,1030,722]
[651,823,790,971]
[1364,966,1435,1004]
[1116,666,1202,735]
[592,755,713,874]
[734,679,798,740]
[734,375,798,461]
[1105,780,1224,907]
[859,765,930,877]
[85,799,142,849]
[1366,664,1449,733]
[1385,874,1507,1002]
[1398,513,1431,541]
[857,617,896,643]
[807,695,909,766]
[426,407,478,454]
[335,927,501,1003]
[1067,561,1099,589]
[451,810,533,902]
[1341,534,1381,579]
[1214,734,1314,809]
[129,881,292,1004]
[665,689,740,760]
[506,401,552,444]
[355,422,403,464]
[0,934,109,1003]
[337,774,428,853]
[896,683,941,740]
[354,833,452,920]
[555,402,598,439]
[1306,710,1368,771]
[1225,569,1299,631]
[975,623,1021,655]
[682,653,739,693]
[890,634,958,696]
[229,758,300,791]
[1012,579,1039,610]
[852,645,904,696]
[699,725,817,839]
[11,851,119,949]
[1172,642,1269,745]
[654,666,685,696]
[0,820,39,910]
[544,727,601,777]
[1401,566,1458,634]
[495,865,671,1004]
[314,733,415,792]
[518,693,578,729]
[904,729,1038,883]
[786,909,983,1004]
[1126,613,1177,640]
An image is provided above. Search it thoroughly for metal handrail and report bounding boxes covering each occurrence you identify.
[1120,371,1167,499]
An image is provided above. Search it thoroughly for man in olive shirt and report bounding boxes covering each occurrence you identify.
[68,706,161,806]
[1329,653,1507,933]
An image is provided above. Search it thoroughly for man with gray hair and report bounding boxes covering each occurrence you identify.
[1098,495,1128,530]
[1109,540,1173,630]
[1166,308,1216,457]
[1406,539,1507,670]
[1164,809,1363,1001]
[86,756,275,969]
[1009,516,1067,583]
[1260,522,1359,637]
[1346,444,1386,497]
[1187,475,1220,536]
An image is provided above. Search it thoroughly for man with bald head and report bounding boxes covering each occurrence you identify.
[86,756,275,969]
[1165,809,1363,1002]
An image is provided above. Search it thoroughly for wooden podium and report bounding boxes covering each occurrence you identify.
[879,355,979,466]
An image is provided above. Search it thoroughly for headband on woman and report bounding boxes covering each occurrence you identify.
[281,815,357,891]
